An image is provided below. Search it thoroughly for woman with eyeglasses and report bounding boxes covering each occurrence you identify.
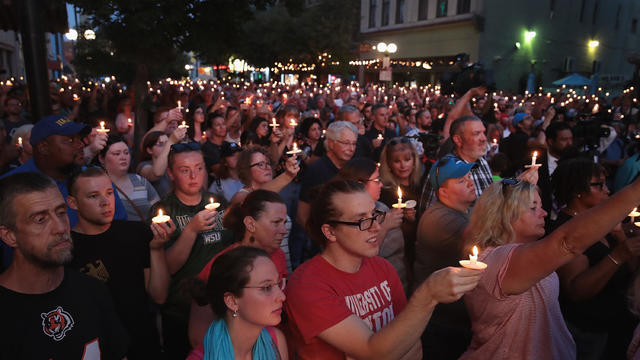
[549,157,640,359]
[99,135,160,221]
[137,127,187,198]
[230,147,299,206]
[459,173,640,359]
[188,190,289,349]
[286,179,483,359]
[186,246,288,360]
[337,158,408,291]
[379,137,422,285]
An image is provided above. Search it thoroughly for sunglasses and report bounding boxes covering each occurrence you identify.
[170,141,201,153]
[388,137,411,146]
[501,178,521,196]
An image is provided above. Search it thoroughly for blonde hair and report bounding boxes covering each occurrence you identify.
[379,138,421,189]
[468,180,537,249]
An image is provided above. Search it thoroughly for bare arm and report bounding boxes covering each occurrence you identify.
[502,178,640,295]
[443,86,486,140]
[317,267,482,360]
[144,221,173,304]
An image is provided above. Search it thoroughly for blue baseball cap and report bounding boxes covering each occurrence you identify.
[512,112,531,128]
[429,154,475,192]
[30,115,89,146]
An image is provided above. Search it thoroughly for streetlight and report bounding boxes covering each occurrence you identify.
[65,29,78,41]
[588,40,599,49]
[83,29,96,40]
[524,30,536,43]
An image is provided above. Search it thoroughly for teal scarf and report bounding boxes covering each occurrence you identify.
[203,319,278,360]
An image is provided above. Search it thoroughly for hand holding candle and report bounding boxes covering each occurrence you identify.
[630,207,640,226]
[177,100,183,110]
[179,121,189,129]
[17,137,22,148]
[269,117,279,128]
[286,142,302,156]
[152,209,170,224]
[459,246,487,270]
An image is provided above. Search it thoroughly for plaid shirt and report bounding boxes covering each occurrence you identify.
[418,155,493,216]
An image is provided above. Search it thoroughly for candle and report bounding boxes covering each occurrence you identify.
[73,94,79,101]
[492,138,497,146]
[630,208,640,223]
[286,142,302,155]
[205,197,220,210]
[269,117,279,128]
[17,137,22,148]
[377,133,383,141]
[525,151,540,168]
[392,186,406,209]
[97,121,110,133]
[179,121,189,129]
[459,246,487,270]
[289,118,298,127]
[177,100,183,110]
[202,131,207,139]
[152,209,170,224]
[127,118,132,126]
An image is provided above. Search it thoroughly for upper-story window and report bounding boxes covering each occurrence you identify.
[382,0,390,26]
[457,0,470,14]
[396,0,405,23]
[418,0,429,20]
[369,0,377,28]
[437,0,448,17]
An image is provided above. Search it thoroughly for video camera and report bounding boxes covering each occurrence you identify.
[440,53,496,96]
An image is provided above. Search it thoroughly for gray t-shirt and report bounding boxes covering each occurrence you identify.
[414,200,470,328]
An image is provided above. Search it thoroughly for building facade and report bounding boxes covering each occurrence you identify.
[359,0,640,91]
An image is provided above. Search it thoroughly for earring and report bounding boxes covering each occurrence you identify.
[233,309,239,318]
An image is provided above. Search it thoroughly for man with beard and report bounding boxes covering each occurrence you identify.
[539,122,574,222]
[0,172,128,359]
[67,167,172,359]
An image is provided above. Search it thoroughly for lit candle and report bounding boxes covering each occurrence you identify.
[492,138,497,146]
[392,186,406,209]
[177,100,183,110]
[17,137,22,148]
[73,94,79,101]
[459,246,487,270]
[289,118,298,127]
[152,209,170,224]
[286,142,302,155]
[179,121,189,129]
[127,118,132,126]
[377,133,384,141]
[630,208,640,223]
[525,151,540,168]
[202,131,207,139]
[269,117,279,128]
[97,121,110,133]
[205,197,220,211]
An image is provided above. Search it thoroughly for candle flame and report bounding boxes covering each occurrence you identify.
[397,186,402,200]
[100,121,105,129]
[128,118,132,123]
[158,209,163,216]
[472,246,478,257]
[210,197,214,204]
[533,151,538,157]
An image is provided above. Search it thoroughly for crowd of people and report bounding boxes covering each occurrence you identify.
[2,74,640,359]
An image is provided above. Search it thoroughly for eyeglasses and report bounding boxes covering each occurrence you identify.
[364,177,381,183]
[243,279,286,295]
[590,182,605,190]
[170,141,201,153]
[501,178,520,196]
[327,210,386,231]
[250,161,272,170]
[388,137,411,146]
[335,139,357,147]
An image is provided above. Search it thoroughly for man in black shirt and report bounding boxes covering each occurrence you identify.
[364,103,397,161]
[67,167,172,359]
[0,172,128,360]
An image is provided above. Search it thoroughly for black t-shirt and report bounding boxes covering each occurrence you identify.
[364,127,397,161]
[0,269,128,360]
[299,155,339,203]
[69,220,158,359]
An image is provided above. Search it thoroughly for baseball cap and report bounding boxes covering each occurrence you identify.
[512,112,530,128]
[429,154,475,192]
[221,141,242,157]
[30,115,89,146]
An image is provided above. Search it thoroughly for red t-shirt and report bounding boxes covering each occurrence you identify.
[285,255,407,359]
[197,243,288,282]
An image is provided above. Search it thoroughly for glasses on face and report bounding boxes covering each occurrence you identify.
[335,139,357,147]
[590,182,605,191]
[243,278,286,295]
[364,177,381,183]
[170,141,201,153]
[250,161,272,170]
[328,210,386,231]
[501,178,521,196]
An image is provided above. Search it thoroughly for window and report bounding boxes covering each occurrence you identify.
[369,0,377,28]
[437,0,448,17]
[615,4,621,29]
[632,18,638,34]
[382,0,390,26]
[592,0,598,25]
[457,0,470,14]
[396,0,405,23]
[418,0,429,20]
[579,0,586,22]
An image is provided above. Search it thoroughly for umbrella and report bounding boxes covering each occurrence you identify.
[552,73,592,86]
